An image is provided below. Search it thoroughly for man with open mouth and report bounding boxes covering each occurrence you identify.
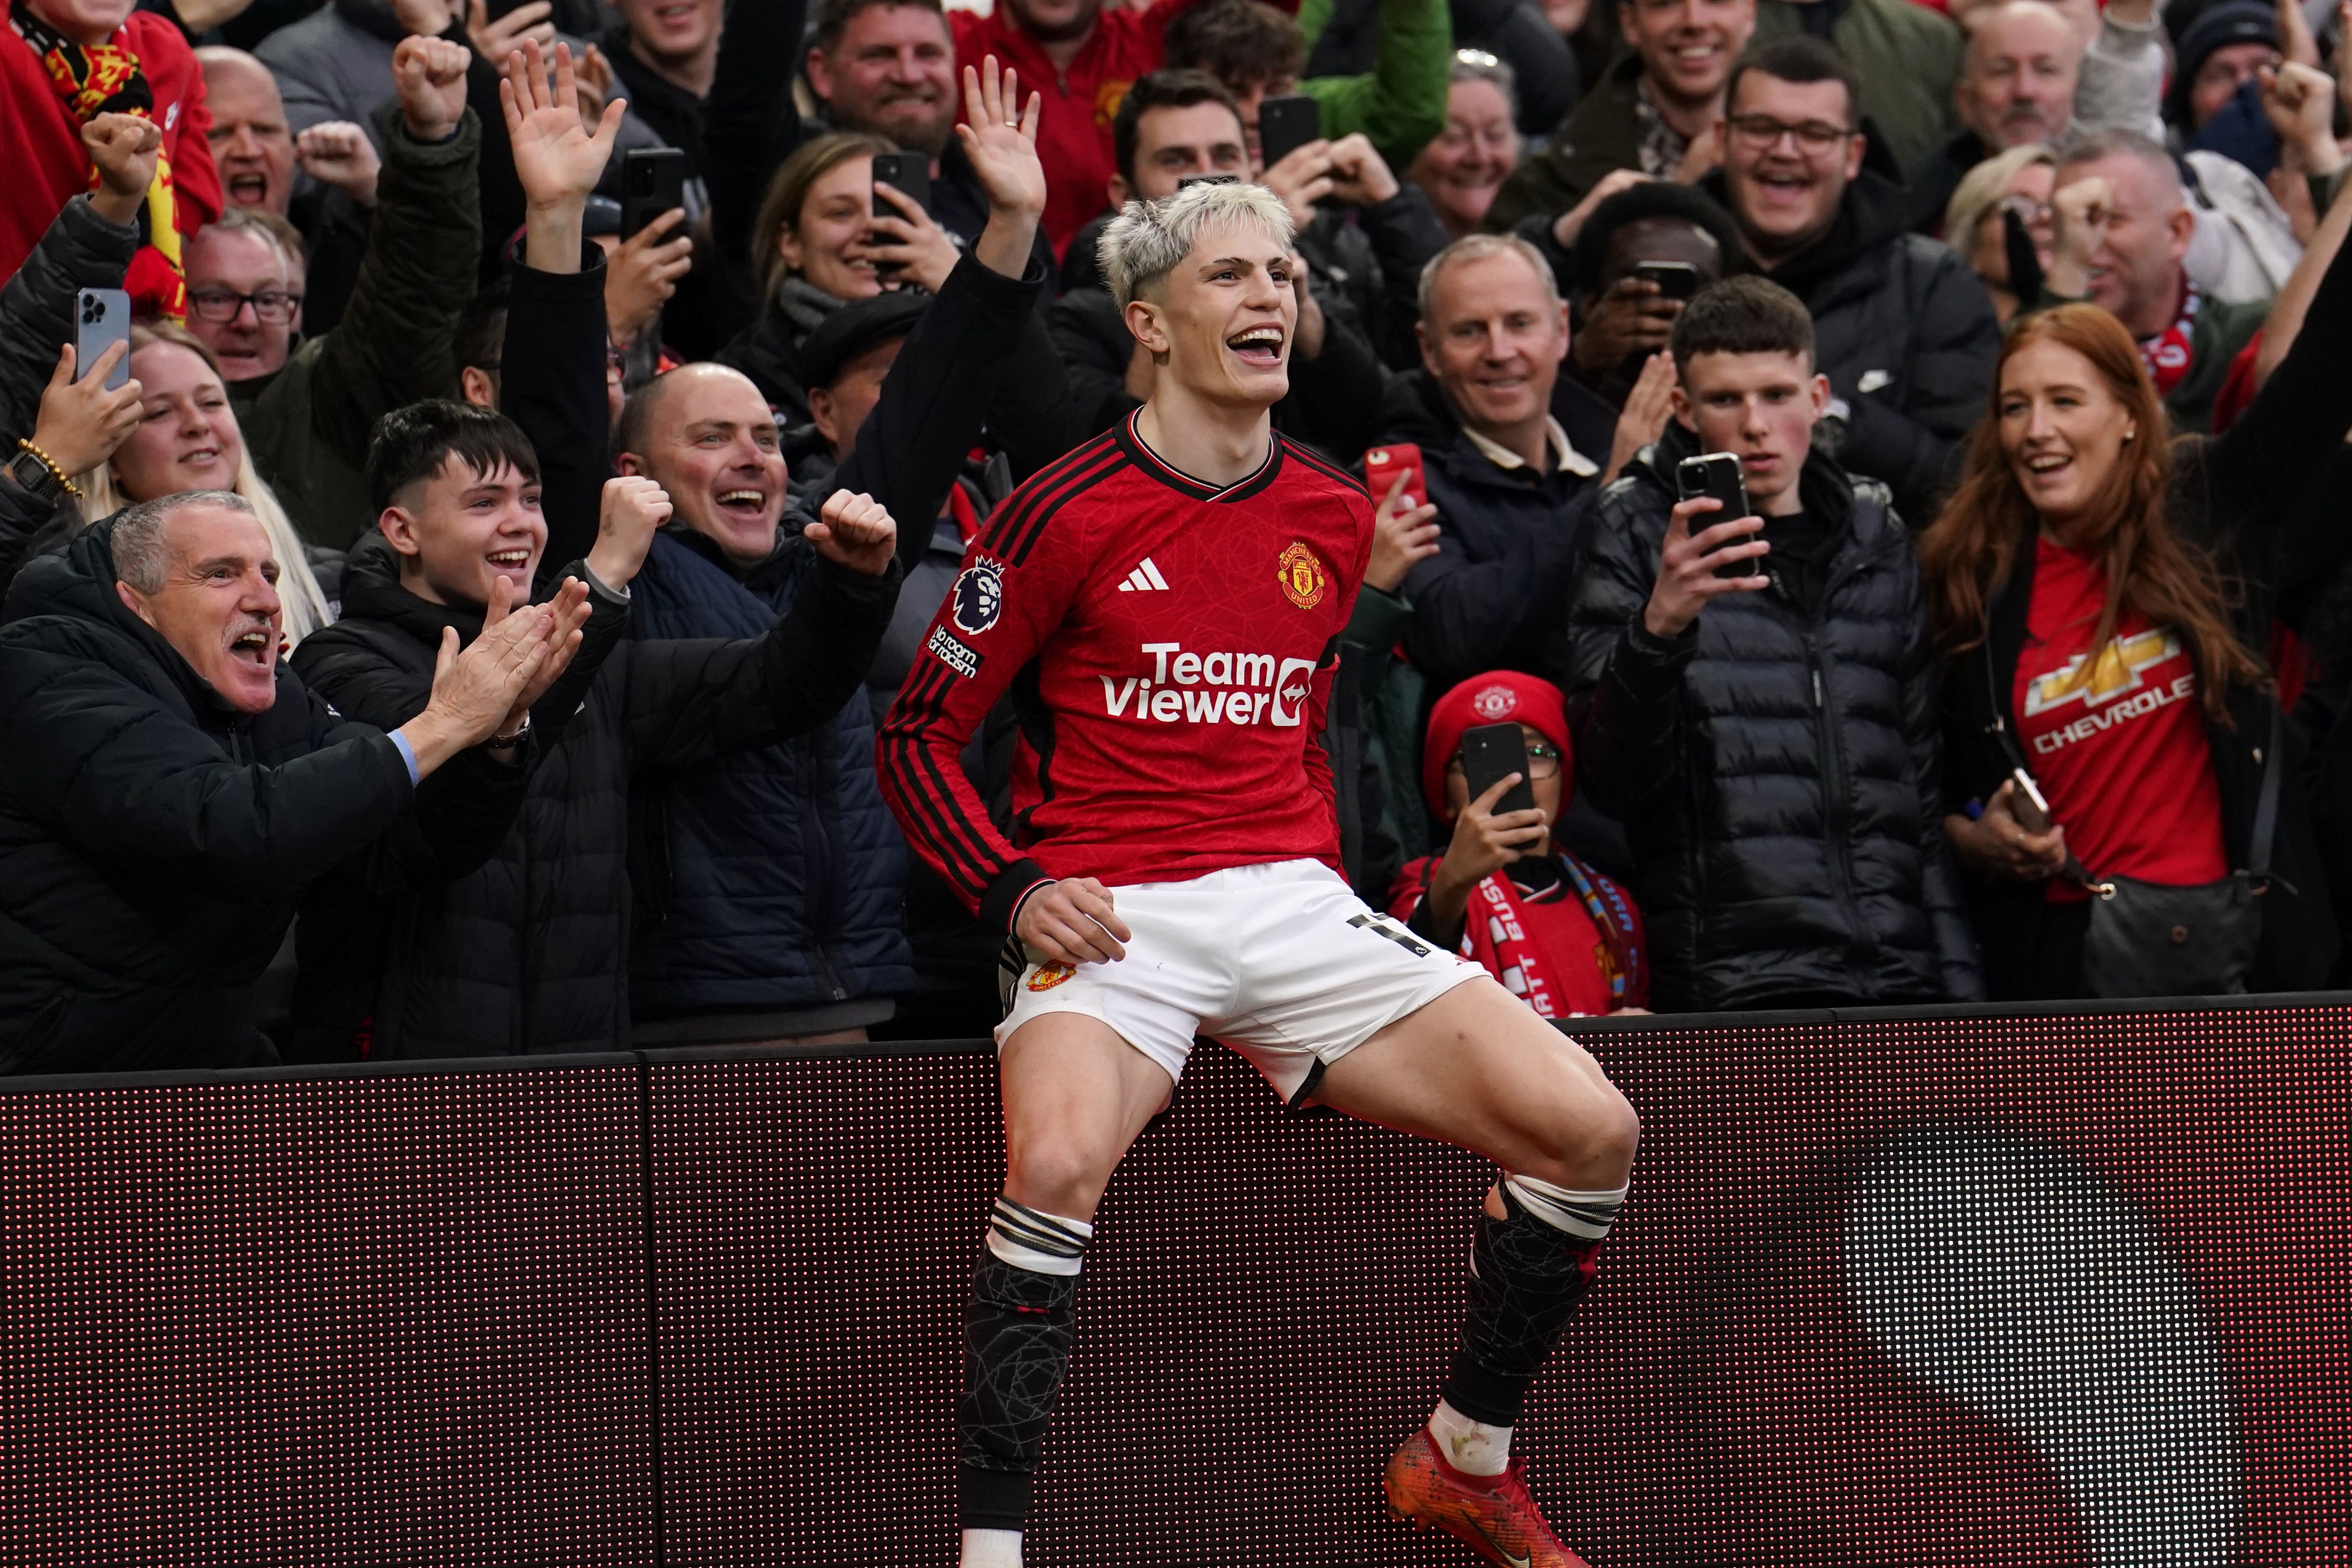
[880,177,1641,1568]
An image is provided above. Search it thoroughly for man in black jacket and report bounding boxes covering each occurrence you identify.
[1565,276,1980,1010]
[0,491,585,1074]
[1702,34,1999,524]
[287,401,899,1057]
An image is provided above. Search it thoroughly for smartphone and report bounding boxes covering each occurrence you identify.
[1256,93,1322,170]
[1634,260,1701,300]
[76,287,131,391]
[870,151,931,218]
[1459,722,1539,818]
[1362,443,1425,510]
[621,146,687,239]
[2009,767,2053,833]
[1676,452,1753,581]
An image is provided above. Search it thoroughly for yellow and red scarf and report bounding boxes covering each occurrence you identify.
[13,0,185,319]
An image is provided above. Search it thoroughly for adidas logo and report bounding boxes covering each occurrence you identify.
[1117,557,1172,592]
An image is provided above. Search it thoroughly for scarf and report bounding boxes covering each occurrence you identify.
[1453,855,1643,1018]
[12,0,185,319]
[773,274,847,345]
[2138,281,2200,398]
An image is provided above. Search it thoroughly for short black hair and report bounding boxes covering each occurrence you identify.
[1668,275,1815,373]
[365,400,542,517]
[1112,69,1244,189]
[1567,181,1748,298]
[811,0,945,55]
[1723,34,1861,127]
[1162,0,1305,91]
[452,274,510,381]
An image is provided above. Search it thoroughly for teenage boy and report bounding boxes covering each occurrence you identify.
[1563,274,1980,1011]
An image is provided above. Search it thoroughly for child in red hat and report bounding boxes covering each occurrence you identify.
[1391,672,1650,1017]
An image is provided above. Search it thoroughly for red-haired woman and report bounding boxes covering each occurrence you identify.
[1919,274,2352,998]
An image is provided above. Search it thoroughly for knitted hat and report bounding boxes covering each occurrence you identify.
[1421,671,1572,817]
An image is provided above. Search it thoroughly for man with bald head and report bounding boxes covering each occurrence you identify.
[2045,127,2267,432]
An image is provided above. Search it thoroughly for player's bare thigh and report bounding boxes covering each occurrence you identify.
[998,1010,1177,1221]
[1308,976,1639,1192]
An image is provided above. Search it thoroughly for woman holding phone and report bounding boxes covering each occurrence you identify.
[1920,211,2352,996]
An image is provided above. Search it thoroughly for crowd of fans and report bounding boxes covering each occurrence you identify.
[5,0,2351,1074]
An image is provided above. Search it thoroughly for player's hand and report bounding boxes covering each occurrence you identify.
[1364,469,1438,594]
[1016,877,1133,966]
[586,473,672,589]
[1642,495,1765,639]
[806,489,896,576]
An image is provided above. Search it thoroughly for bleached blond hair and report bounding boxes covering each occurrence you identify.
[1096,179,1296,310]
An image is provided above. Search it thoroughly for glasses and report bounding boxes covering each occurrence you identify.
[1998,193,2052,224]
[185,287,303,325]
[1448,742,1563,781]
[1726,114,1855,155]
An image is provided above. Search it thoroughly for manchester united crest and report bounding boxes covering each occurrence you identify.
[1275,542,1326,610]
[1025,961,1076,992]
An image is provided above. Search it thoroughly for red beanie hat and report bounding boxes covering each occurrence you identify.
[1421,671,1572,817]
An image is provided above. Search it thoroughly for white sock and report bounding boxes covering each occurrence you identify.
[1501,1173,1627,1240]
[960,1527,1023,1568]
[1427,1397,1512,1476]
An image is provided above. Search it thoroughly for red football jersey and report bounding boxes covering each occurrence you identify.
[878,414,1374,930]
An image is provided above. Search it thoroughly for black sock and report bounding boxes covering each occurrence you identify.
[957,1238,1083,1531]
[1440,1185,1606,1429]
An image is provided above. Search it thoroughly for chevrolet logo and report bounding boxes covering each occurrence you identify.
[2022,629,2180,718]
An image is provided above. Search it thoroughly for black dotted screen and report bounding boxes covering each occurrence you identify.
[5,1003,2348,1566]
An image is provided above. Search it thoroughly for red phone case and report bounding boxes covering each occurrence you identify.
[1364,444,1425,510]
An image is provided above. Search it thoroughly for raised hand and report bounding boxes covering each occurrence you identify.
[605,207,693,341]
[1015,877,1132,966]
[81,113,161,225]
[398,580,559,773]
[2259,61,2342,175]
[2044,173,2113,300]
[1322,132,1399,207]
[805,488,896,576]
[30,342,143,481]
[295,122,382,207]
[955,58,1046,223]
[486,574,593,736]
[502,38,627,211]
[389,0,460,35]
[1641,494,1766,639]
[585,473,673,591]
[467,0,555,60]
[1605,352,1677,485]
[1364,469,1439,594]
[393,33,471,143]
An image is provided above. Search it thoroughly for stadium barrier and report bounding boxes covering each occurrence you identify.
[3,996,2346,1566]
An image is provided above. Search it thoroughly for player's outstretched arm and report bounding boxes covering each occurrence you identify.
[1012,877,1133,966]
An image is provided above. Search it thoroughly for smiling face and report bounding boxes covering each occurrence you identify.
[1957,3,2080,151]
[622,364,790,568]
[777,155,884,301]
[618,0,722,68]
[200,51,296,215]
[1116,100,1250,204]
[112,341,246,501]
[1417,247,1569,444]
[380,456,547,609]
[1672,347,1827,513]
[1127,217,1298,412]
[1997,336,2134,526]
[2052,150,2190,338]
[116,505,284,713]
[182,224,299,381]
[810,3,957,157]
[1411,78,1520,238]
[1620,0,1754,111]
[1721,70,1864,264]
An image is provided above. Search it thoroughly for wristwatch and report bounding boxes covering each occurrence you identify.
[6,444,69,503]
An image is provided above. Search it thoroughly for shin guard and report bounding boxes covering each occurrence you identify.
[1439,1180,1618,1428]
[958,1201,1088,1532]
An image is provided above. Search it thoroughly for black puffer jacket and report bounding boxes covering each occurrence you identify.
[1699,137,1999,527]
[287,537,899,1058]
[0,523,527,1074]
[0,194,138,449]
[1564,421,1982,1010]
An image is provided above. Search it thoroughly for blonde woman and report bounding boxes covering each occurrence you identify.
[1942,143,2057,324]
[76,325,333,646]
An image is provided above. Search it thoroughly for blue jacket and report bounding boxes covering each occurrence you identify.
[624,529,913,1014]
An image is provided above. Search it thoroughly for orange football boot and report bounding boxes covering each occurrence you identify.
[1383,1427,1593,1568]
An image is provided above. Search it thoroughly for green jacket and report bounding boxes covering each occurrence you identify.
[1483,51,1645,236]
[2029,283,2264,437]
[234,111,483,550]
[1299,0,1452,176]
[1753,0,1961,172]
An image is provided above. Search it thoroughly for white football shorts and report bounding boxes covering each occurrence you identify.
[996,857,1484,1102]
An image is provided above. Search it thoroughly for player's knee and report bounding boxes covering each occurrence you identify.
[1531,1081,1640,1187]
[1004,1138,1118,1221]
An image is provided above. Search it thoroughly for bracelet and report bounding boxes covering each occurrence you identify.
[481,711,531,750]
[16,439,82,499]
